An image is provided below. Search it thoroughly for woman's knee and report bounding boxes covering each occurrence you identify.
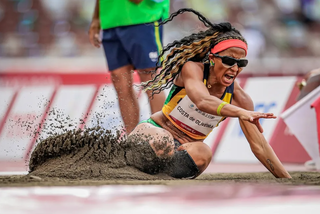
[125,129,175,175]
[128,124,175,158]
[150,140,175,158]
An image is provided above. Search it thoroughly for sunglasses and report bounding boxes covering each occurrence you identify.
[213,54,248,68]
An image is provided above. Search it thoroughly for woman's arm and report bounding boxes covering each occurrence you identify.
[233,83,291,178]
[181,61,275,133]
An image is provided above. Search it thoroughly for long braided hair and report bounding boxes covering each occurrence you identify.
[141,8,247,96]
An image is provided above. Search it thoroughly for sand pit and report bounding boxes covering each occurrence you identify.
[1,127,320,187]
[1,171,320,187]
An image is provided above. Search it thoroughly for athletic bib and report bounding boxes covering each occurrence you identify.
[169,96,222,136]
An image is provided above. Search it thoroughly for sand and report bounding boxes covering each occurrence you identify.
[28,127,173,180]
[1,171,320,187]
[1,126,319,188]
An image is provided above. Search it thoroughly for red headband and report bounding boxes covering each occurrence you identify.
[210,39,248,56]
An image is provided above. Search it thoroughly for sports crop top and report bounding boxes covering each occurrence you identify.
[162,63,234,139]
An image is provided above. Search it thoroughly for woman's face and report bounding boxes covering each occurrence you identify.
[209,47,246,87]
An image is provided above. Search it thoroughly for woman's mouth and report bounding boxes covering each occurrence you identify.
[224,74,234,80]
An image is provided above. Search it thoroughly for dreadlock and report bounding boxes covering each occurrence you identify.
[141,8,247,97]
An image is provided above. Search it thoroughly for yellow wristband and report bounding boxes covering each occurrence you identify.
[217,102,228,116]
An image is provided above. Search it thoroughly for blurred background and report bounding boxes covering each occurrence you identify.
[1,0,320,74]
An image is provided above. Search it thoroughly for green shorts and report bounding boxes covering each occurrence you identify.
[139,118,162,128]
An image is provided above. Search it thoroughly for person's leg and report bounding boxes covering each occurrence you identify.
[125,122,175,174]
[102,29,139,134]
[128,122,175,158]
[110,65,139,134]
[118,21,166,114]
[137,68,166,113]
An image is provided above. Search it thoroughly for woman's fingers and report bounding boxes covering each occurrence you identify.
[241,111,276,133]
[263,113,277,118]
[253,113,277,120]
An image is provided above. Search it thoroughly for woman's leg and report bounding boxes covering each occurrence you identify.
[128,123,212,178]
[128,123,175,158]
[125,123,175,174]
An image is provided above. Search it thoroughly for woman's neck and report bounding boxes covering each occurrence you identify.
[207,73,226,96]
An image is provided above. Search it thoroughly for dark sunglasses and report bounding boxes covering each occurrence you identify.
[213,54,248,68]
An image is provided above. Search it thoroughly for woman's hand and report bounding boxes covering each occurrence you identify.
[238,110,276,133]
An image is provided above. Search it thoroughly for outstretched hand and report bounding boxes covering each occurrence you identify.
[239,111,277,133]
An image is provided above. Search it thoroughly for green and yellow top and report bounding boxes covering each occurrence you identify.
[162,63,234,139]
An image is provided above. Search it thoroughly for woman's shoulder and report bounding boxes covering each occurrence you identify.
[183,61,204,70]
[181,61,205,77]
[175,61,205,86]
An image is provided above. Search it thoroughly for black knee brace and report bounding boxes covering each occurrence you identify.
[165,150,199,179]
[124,139,167,175]
[124,137,199,178]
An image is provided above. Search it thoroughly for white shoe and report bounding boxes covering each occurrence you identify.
[304,160,317,170]
[305,158,320,170]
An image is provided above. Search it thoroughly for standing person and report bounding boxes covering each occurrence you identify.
[127,8,292,179]
[88,0,169,134]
